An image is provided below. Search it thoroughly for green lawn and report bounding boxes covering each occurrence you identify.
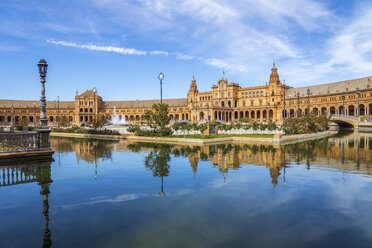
[167,134,274,139]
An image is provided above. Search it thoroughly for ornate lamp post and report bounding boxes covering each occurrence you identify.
[33,102,36,126]
[297,92,300,117]
[57,96,60,128]
[158,72,164,104]
[38,59,48,127]
[307,88,311,115]
[357,89,361,117]
[283,82,286,126]
[11,105,14,128]
[342,93,345,116]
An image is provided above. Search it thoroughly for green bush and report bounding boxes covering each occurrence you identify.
[134,127,173,137]
[283,114,329,135]
[52,126,120,135]
[252,122,259,130]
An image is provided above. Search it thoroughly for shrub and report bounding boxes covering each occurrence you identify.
[252,122,259,130]
[199,123,208,134]
[283,114,329,135]
[52,127,120,135]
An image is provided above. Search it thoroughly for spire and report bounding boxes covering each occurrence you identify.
[269,61,280,84]
[189,74,198,93]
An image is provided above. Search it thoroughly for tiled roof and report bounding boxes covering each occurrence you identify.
[103,98,187,108]
[79,90,96,97]
[287,76,372,98]
[0,100,74,108]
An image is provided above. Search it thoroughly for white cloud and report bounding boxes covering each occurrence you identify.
[47,39,174,56]
[326,6,372,73]
[37,1,372,85]
[150,50,169,56]
[174,53,194,60]
[205,58,247,72]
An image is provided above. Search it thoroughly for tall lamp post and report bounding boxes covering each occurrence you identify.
[283,82,286,126]
[297,92,300,117]
[307,88,311,115]
[158,72,164,104]
[33,102,36,126]
[38,59,48,127]
[357,89,361,117]
[11,105,14,129]
[57,96,60,128]
[342,93,345,116]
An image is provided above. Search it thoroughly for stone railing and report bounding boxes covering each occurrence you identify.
[331,114,358,121]
[0,131,51,153]
[0,166,37,186]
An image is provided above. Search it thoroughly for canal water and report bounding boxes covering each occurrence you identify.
[1,131,372,248]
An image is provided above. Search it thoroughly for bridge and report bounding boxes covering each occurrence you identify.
[330,114,372,129]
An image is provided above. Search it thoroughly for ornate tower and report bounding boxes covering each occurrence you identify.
[269,62,281,85]
[268,62,283,102]
[267,62,285,121]
[75,88,102,125]
[187,75,199,121]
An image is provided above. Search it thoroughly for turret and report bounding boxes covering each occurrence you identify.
[187,75,198,104]
[269,62,281,85]
[189,75,198,94]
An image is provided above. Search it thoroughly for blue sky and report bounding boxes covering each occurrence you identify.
[0,0,371,101]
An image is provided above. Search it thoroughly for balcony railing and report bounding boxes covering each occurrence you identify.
[0,131,51,154]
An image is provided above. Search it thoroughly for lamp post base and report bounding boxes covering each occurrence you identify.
[40,118,48,128]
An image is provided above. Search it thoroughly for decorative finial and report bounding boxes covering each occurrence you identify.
[222,70,225,75]
[75,90,78,95]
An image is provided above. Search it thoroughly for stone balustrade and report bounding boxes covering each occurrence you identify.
[0,130,51,153]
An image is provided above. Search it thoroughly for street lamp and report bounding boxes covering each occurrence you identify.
[11,105,14,128]
[283,82,286,126]
[342,93,345,116]
[297,92,300,117]
[357,89,361,117]
[307,88,311,115]
[57,96,60,128]
[38,59,48,127]
[33,102,36,126]
[158,72,164,104]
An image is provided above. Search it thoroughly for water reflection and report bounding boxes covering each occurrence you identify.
[0,158,53,248]
[1,131,372,247]
[51,131,372,187]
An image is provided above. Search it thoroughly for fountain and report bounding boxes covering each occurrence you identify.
[111,105,129,125]
[106,105,131,134]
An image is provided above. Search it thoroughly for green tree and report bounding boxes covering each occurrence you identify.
[144,103,170,130]
[90,115,110,129]
[199,123,208,134]
[57,117,70,127]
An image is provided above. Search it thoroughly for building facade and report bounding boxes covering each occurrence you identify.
[1,64,372,127]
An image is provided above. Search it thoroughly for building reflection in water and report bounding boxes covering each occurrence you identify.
[0,158,53,248]
[51,131,372,187]
[51,137,117,180]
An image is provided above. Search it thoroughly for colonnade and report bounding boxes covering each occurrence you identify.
[282,103,372,118]
[196,108,277,122]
